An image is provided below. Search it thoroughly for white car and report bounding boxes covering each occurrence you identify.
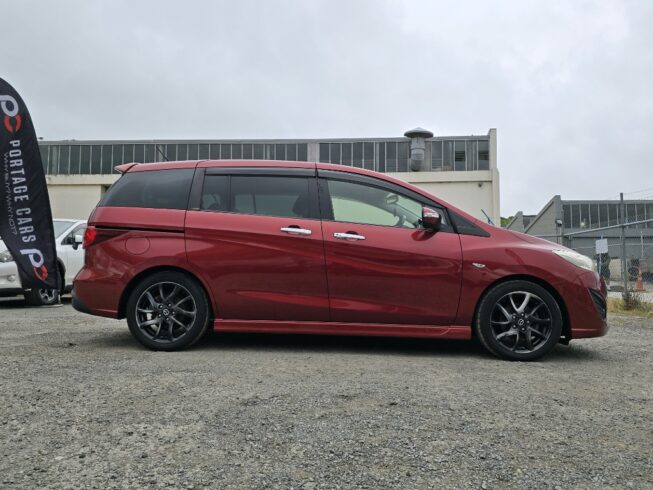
[0,219,87,306]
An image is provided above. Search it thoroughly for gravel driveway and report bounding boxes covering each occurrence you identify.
[0,297,651,489]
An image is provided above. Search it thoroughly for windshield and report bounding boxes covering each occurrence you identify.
[53,220,75,238]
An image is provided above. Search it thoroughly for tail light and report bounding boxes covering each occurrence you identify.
[83,226,125,248]
[83,226,97,248]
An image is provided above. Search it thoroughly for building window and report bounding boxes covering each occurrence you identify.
[352,142,363,168]
[220,144,231,159]
[232,144,242,159]
[443,140,453,171]
[199,144,210,159]
[287,144,297,161]
[297,144,308,161]
[431,141,443,170]
[275,144,285,160]
[563,204,572,228]
[377,142,386,172]
[69,145,81,175]
[397,141,409,172]
[144,144,156,163]
[478,140,489,170]
[363,142,374,170]
[454,141,466,171]
[386,142,397,172]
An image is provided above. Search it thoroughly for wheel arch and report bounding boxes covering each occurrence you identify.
[117,265,215,320]
[472,274,571,342]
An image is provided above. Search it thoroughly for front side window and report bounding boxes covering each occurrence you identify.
[326,179,429,229]
[231,176,311,219]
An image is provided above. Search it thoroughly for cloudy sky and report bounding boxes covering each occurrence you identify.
[3,1,652,215]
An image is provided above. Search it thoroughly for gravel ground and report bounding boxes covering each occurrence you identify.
[0,297,651,489]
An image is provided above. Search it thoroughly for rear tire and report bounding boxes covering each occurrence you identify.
[475,280,562,361]
[126,271,210,351]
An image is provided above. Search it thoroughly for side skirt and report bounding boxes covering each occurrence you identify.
[213,319,471,340]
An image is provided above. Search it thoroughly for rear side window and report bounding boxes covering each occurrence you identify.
[99,169,194,210]
[229,176,311,219]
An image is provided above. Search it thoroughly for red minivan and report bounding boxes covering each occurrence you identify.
[72,160,608,360]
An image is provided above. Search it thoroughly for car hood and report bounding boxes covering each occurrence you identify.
[505,229,568,250]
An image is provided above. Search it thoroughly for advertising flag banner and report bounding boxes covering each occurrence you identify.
[0,77,59,290]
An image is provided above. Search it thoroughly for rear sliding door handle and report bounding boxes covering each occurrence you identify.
[334,232,365,241]
[280,227,312,236]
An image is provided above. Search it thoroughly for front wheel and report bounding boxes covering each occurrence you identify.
[475,280,563,361]
[126,271,210,351]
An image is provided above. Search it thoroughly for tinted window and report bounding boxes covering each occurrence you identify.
[327,179,432,229]
[99,169,194,210]
[201,176,229,211]
[231,176,311,219]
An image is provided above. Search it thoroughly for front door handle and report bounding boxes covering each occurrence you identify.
[334,232,365,241]
[280,227,312,236]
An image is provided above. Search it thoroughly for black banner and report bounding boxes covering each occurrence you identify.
[0,77,58,290]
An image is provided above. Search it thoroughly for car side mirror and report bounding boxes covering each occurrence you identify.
[72,233,84,250]
[421,207,441,231]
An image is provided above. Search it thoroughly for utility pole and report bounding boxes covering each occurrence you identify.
[620,193,628,294]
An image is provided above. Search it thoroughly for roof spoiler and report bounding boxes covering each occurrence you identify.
[114,162,138,174]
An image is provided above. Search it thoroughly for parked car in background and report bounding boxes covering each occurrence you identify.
[72,160,608,361]
[0,219,87,305]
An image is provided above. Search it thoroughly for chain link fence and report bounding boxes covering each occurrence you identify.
[536,211,653,302]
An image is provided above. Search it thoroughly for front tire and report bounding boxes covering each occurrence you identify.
[475,280,563,361]
[126,271,210,351]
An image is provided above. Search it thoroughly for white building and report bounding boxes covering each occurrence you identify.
[41,128,500,224]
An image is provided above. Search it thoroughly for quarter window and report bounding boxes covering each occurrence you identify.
[326,179,429,229]
[99,169,194,210]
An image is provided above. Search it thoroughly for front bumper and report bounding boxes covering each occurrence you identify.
[563,271,609,339]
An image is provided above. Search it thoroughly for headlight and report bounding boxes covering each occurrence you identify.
[552,249,594,272]
[0,250,14,263]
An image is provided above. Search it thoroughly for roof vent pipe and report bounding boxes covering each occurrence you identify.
[404,127,434,171]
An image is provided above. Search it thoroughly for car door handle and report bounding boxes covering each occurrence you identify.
[334,232,366,241]
[280,227,312,236]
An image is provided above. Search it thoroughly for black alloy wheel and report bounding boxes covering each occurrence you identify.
[476,280,563,361]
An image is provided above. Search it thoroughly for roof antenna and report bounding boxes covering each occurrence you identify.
[155,144,169,162]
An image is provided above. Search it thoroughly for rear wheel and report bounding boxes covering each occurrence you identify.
[126,271,210,351]
[475,280,562,361]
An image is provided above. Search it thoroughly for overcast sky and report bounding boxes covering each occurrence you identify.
[3,1,652,215]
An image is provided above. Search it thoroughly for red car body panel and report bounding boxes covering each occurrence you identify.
[185,211,330,321]
[321,220,462,325]
[73,160,608,343]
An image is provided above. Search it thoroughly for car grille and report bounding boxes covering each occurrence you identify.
[589,289,607,319]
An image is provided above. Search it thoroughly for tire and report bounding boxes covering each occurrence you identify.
[126,271,210,351]
[475,280,563,361]
[25,269,63,306]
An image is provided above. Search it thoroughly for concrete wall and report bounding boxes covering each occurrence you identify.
[389,170,499,224]
[46,169,500,225]
[46,175,118,220]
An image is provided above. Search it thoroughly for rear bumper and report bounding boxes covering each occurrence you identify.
[72,265,121,319]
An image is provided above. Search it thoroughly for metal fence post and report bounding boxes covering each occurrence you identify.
[620,193,628,292]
